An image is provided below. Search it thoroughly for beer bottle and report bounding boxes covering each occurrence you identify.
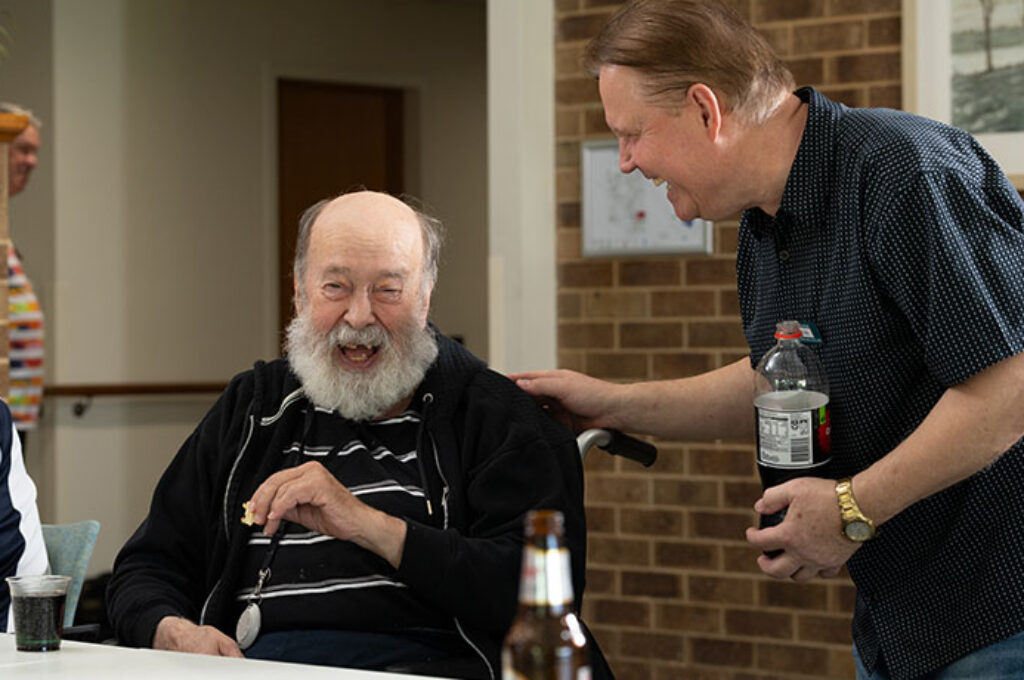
[754,320,832,532]
[502,509,590,680]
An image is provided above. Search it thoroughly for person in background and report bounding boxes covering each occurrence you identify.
[0,103,44,437]
[0,398,48,631]
[513,1,1024,679]
[106,191,608,680]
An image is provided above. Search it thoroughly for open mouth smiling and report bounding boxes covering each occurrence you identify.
[338,343,381,367]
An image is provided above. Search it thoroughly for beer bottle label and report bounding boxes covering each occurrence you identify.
[519,546,573,606]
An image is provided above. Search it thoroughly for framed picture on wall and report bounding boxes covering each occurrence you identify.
[581,139,713,257]
[902,0,1024,188]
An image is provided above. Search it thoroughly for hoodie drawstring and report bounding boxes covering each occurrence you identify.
[414,393,435,517]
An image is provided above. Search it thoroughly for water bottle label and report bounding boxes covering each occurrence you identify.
[755,393,831,469]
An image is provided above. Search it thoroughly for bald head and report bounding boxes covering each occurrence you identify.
[293,191,444,297]
[317,192,420,249]
[324,190,415,218]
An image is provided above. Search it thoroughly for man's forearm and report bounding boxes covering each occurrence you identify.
[615,357,756,442]
[854,352,1024,526]
[351,508,407,569]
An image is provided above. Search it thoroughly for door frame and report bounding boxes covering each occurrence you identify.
[259,65,425,359]
[486,0,557,373]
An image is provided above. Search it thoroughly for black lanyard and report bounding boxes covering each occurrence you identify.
[244,405,316,602]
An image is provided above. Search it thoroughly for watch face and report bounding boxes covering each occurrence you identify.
[844,521,873,542]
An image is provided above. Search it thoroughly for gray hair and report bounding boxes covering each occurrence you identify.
[0,102,42,129]
[292,192,445,296]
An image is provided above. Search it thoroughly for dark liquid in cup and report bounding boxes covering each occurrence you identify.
[12,593,66,651]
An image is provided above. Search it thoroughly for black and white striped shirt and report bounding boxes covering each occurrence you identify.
[234,406,451,634]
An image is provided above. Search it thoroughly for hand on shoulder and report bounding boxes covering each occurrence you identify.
[510,369,621,433]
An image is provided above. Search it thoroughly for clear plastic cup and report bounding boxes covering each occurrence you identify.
[6,575,72,651]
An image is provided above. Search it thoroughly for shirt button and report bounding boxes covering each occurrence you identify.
[779,249,790,261]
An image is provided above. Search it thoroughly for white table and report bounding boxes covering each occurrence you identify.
[0,633,432,679]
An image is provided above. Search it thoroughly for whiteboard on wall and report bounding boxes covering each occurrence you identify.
[581,139,713,257]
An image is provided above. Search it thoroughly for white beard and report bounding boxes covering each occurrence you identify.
[285,311,438,421]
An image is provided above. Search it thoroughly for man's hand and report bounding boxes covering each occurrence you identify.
[512,359,756,443]
[153,616,243,657]
[745,477,859,582]
[510,369,621,433]
[247,461,407,568]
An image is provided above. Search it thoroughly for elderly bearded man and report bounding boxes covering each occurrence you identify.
[106,191,599,679]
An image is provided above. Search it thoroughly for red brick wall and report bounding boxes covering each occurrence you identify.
[555,1,902,678]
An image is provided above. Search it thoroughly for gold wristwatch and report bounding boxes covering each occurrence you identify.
[835,478,876,542]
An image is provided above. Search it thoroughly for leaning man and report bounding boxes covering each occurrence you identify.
[106,191,589,679]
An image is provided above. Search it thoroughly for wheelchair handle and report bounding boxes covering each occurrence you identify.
[577,428,657,467]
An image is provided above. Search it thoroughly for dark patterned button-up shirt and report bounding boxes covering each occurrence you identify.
[737,87,1024,680]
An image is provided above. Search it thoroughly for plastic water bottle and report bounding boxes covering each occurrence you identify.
[753,320,831,531]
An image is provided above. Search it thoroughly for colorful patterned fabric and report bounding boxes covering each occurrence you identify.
[7,248,44,431]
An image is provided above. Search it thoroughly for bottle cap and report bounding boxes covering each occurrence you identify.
[774,320,802,340]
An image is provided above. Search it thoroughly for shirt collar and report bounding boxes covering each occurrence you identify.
[745,87,845,236]
[778,87,844,226]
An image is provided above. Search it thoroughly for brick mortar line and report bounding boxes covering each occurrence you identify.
[755,14,900,29]
[588,606,851,621]
[789,46,902,57]
[812,46,903,57]
[624,628,853,643]
[554,9,619,18]
[586,600,851,620]
[590,628,853,649]
[652,660,847,675]
[607,629,854,647]
[595,563,841,580]
[820,79,903,89]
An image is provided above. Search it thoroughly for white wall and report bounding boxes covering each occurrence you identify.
[3,0,488,576]
[0,1,54,344]
[486,0,557,374]
[0,0,59,528]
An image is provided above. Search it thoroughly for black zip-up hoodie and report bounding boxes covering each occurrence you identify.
[107,331,596,678]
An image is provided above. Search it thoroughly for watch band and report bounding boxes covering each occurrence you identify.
[835,477,876,541]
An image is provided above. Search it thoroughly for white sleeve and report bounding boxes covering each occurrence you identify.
[3,424,49,631]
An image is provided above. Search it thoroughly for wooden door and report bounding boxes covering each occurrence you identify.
[277,79,404,333]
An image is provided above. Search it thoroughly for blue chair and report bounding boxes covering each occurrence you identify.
[41,520,100,627]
